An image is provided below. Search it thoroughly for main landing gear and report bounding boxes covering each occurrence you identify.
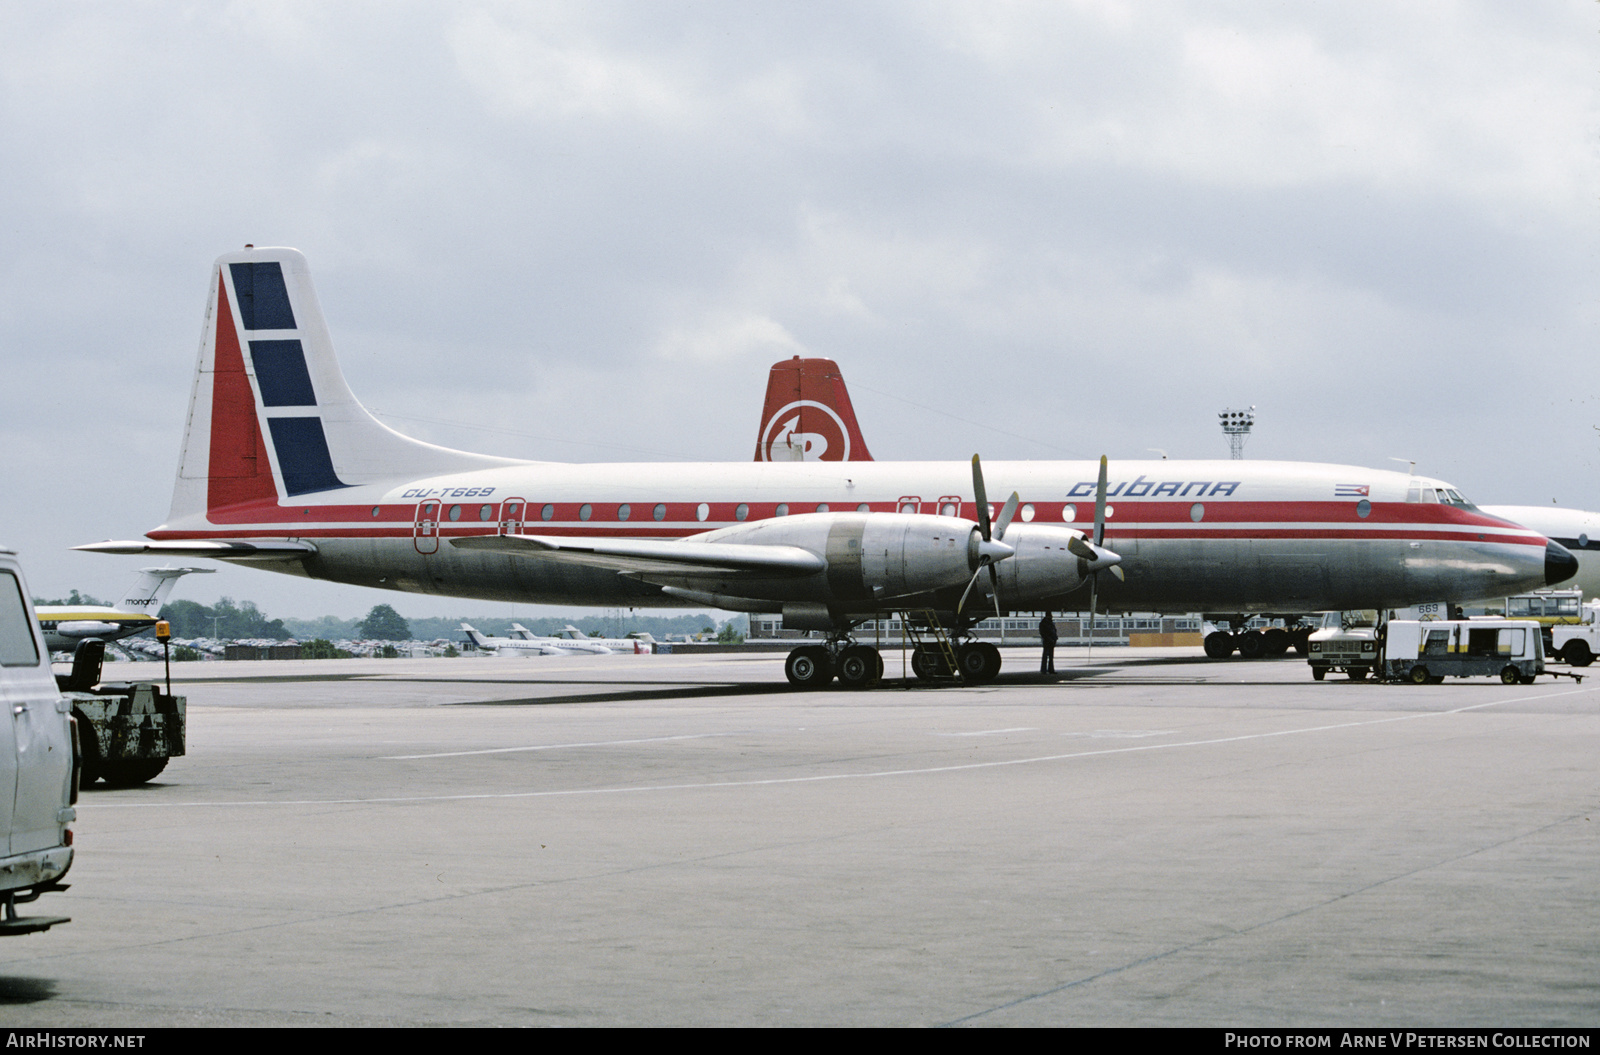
[784,641,885,690]
[783,628,1003,690]
[1202,623,1312,660]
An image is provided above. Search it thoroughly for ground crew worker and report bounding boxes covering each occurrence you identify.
[1040,612,1058,673]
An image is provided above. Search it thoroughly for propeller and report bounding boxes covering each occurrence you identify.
[959,454,1019,617]
[1082,455,1126,663]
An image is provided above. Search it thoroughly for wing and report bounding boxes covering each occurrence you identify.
[449,534,825,579]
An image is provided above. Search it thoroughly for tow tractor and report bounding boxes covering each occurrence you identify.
[56,636,185,786]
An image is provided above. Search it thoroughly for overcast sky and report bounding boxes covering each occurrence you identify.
[2,1,1596,622]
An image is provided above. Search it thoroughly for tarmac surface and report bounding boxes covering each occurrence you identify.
[1,646,1595,1027]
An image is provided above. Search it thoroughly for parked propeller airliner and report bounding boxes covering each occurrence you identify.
[80,248,1577,688]
[751,356,1600,658]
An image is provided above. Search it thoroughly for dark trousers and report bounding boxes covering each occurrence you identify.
[1041,644,1056,673]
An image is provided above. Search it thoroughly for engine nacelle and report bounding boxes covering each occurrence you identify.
[697,512,989,605]
[992,524,1095,605]
[55,621,121,639]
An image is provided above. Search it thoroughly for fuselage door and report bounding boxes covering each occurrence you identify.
[897,495,924,514]
[500,498,527,537]
[414,501,441,555]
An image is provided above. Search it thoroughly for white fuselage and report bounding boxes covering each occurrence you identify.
[150,458,1559,616]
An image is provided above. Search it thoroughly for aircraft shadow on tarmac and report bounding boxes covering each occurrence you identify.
[0,977,57,1004]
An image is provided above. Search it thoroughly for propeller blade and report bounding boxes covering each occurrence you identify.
[958,562,987,614]
[1086,576,1099,664]
[1109,565,1126,582]
[971,454,992,541]
[1094,455,1109,548]
[1067,535,1096,560]
[988,562,1003,619]
[994,492,1020,541]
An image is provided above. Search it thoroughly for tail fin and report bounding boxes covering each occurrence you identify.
[460,622,493,649]
[169,248,522,525]
[509,623,536,639]
[753,357,874,462]
[114,566,215,613]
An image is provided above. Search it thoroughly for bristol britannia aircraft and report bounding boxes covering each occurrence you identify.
[757,357,1600,626]
[80,248,1576,688]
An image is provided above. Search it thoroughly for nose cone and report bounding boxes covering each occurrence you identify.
[1546,540,1579,586]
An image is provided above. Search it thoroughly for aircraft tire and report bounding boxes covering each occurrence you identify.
[911,646,951,680]
[1562,641,1594,666]
[837,645,881,690]
[957,642,1001,683]
[1409,665,1430,685]
[1237,631,1266,659]
[785,647,834,688]
[1203,632,1235,659]
[1500,666,1521,685]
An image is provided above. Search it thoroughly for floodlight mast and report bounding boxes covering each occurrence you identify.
[1219,406,1256,460]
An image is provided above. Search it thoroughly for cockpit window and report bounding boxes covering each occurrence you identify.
[0,571,41,668]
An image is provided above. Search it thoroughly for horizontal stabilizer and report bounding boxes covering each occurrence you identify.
[76,540,317,561]
[451,534,826,578]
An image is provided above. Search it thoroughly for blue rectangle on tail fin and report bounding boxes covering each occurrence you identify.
[230,262,297,331]
[266,417,348,496]
[249,341,317,406]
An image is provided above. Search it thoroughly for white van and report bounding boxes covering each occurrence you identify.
[0,546,76,933]
[1381,618,1544,685]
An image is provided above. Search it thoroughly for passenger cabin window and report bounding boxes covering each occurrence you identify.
[0,571,40,667]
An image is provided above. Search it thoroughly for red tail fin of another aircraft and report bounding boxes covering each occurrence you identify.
[753,356,874,462]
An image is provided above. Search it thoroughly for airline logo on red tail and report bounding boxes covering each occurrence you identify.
[753,356,874,462]
[760,400,851,461]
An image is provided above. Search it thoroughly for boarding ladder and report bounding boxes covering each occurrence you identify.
[877,610,965,685]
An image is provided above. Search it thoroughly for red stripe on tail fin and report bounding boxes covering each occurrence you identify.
[206,274,278,513]
[753,357,874,462]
